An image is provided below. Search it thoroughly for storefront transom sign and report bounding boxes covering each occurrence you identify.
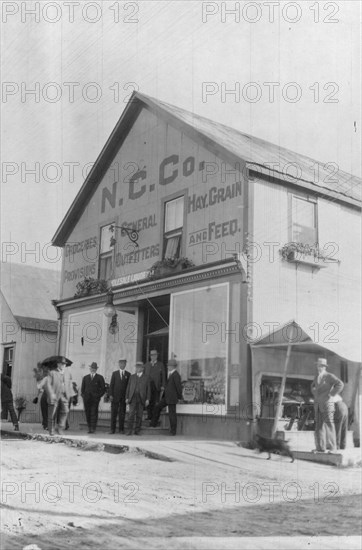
[110,270,149,287]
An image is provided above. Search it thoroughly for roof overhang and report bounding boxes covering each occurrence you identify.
[52,92,361,247]
[251,320,361,363]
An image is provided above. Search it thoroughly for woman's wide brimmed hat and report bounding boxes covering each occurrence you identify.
[41,356,72,368]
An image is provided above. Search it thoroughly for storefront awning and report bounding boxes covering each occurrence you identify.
[251,320,361,364]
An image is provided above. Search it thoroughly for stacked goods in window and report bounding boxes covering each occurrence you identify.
[204,371,225,404]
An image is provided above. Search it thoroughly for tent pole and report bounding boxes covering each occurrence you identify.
[271,325,295,438]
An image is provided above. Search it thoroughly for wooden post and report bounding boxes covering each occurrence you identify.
[271,324,296,438]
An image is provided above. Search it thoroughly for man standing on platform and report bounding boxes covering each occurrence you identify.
[81,362,106,434]
[151,358,183,436]
[311,357,344,453]
[333,394,349,450]
[109,358,130,434]
[126,362,150,435]
[144,349,166,423]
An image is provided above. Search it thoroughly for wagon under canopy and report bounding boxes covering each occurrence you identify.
[250,320,361,439]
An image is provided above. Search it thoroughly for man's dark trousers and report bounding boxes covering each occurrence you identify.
[111,400,127,432]
[83,396,100,432]
[128,394,143,434]
[40,392,48,429]
[2,400,19,426]
[153,399,177,435]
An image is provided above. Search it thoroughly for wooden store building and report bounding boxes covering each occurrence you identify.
[52,92,361,441]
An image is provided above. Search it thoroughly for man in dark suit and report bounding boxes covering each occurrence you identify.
[81,362,106,433]
[1,373,19,431]
[109,358,130,434]
[144,349,166,422]
[125,362,150,435]
[151,358,183,435]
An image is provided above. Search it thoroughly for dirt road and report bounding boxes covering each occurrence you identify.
[1,435,361,549]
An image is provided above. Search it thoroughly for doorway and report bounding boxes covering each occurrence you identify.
[142,296,170,370]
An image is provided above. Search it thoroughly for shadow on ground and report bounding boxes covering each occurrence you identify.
[3,493,361,549]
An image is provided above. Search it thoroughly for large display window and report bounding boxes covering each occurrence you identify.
[170,283,229,413]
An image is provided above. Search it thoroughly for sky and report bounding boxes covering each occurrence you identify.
[1,0,361,270]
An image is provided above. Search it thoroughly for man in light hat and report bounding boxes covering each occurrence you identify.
[311,358,344,452]
[150,358,183,435]
[125,362,151,435]
[108,358,130,434]
[46,358,74,435]
[81,362,106,434]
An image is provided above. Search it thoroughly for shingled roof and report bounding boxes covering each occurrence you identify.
[52,92,361,246]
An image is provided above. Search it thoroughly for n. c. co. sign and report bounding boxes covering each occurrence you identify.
[101,154,206,212]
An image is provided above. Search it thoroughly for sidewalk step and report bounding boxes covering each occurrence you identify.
[276,430,354,451]
[79,422,169,435]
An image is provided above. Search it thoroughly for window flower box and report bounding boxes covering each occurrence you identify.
[148,257,195,280]
[74,277,109,298]
[280,242,338,269]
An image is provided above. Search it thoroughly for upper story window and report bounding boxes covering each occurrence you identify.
[163,197,184,259]
[99,223,114,280]
[291,195,318,245]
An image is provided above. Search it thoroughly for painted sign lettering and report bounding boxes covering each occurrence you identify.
[129,169,147,200]
[101,154,212,212]
[64,263,96,282]
[188,219,240,246]
[111,271,149,288]
[188,182,243,213]
[122,214,157,231]
[65,237,98,258]
[115,243,160,266]
[208,219,239,240]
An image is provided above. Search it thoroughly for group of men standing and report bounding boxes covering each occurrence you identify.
[31,351,182,436]
[108,350,182,436]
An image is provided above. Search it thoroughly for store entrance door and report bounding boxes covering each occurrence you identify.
[142,295,170,376]
[146,331,169,367]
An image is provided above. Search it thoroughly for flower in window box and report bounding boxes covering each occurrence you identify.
[148,257,195,279]
[74,277,109,298]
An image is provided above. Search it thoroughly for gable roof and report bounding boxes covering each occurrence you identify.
[52,92,362,246]
[252,319,361,363]
[14,316,58,332]
[1,262,60,321]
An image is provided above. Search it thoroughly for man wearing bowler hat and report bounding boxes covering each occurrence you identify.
[150,358,183,435]
[81,362,106,434]
[109,358,130,434]
[311,357,344,452]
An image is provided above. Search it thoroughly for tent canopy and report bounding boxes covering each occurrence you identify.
[251,320,361,364]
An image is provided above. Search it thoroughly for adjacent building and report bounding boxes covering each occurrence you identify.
[1,262,60,420]
[51,92,361,441]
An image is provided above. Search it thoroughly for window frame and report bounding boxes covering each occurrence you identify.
[98,222,115,280]
[169,282,229,415]
[161,193,186,260]
[2,345,15,378]
[288,192,318,246]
